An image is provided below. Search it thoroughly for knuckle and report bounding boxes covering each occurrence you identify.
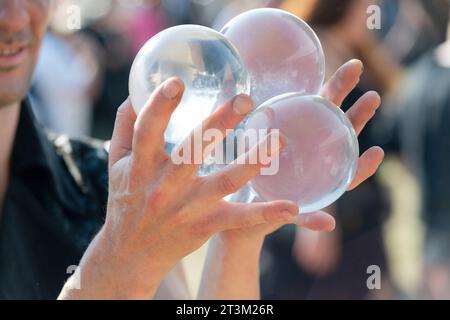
[239,214,257,228]
[214,116,231,133]
[190,219,214,239]
[166,162,196,184]
[146,187,170,211]
[331,75,343,94]
[128,158,151,187]
[261,205,276,222]
[110,189,135,210]
[217,173,239,195]
[190,176,206,193]
[169,210,191,228]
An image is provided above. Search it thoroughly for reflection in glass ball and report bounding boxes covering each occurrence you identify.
[242,93,359,213]
[221,8,325,107]
[129,25,251,147]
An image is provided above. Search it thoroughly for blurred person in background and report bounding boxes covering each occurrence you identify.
[30,30,99,138]
[81,1,168,140]
[162,0,235,27]
[384,1,450,299]
[212,0,280,30]
[128,0,169,57]
[260,0,400,299]
[378,0,450,66]
[0,0,383,300]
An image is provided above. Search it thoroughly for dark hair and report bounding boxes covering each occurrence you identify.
[307,0,356,27]
[299,0,398,94]
[420,0,450,43]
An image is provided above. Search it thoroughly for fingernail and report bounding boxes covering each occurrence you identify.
[163,79,182,99]
[233,95,253,115]
[370,91,381,109]
[349,59,364,74]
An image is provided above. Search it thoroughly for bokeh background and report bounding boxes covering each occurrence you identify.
[31,0,450,299]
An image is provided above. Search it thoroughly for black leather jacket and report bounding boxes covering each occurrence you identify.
[0,99,108,299]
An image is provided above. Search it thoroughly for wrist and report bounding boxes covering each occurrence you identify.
[98,225,175,299]
[216,231,265,255]
[60,226,167,299]
[198,235,263,300]
[213,233,264,260]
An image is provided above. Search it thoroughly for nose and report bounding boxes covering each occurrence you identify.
[0,0,30,34]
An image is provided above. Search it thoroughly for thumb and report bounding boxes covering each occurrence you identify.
[292,211,336,232]
[220,201,299,230]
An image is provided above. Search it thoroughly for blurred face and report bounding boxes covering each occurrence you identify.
[0,0,51,107]
[342,0,376,44]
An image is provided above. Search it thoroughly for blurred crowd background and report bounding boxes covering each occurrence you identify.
[31,0,450,299]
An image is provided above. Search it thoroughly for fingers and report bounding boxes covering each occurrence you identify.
[200,94,253,154]
[320,59,364,107]
[321,62,383,192]
[209,202,335,233]
[214,200,299,231]
[348,146,385,191]
[169,94,253,177]
[346,91,381,136]
[132,77,185,165]
[200,132,284,201]
[109,98,137,169]
[291,211,336,232]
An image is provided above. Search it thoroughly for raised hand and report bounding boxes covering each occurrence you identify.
[217,59,384,243]
[60,78,304,299]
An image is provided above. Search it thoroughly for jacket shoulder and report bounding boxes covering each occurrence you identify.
[46,132,109,214]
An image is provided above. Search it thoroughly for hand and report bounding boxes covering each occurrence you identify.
[198,59,384,300]
[217,59,384,246]
[293,225,341,276]
[60,78,302,299]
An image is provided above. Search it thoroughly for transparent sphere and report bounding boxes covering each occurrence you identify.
[221,8,325,107]
[242,94,359,213]
[129,25,250,146]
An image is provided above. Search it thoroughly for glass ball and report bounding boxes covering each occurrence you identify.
[129,25,251,147]
[241,93,359,213]
[221,8,325,107]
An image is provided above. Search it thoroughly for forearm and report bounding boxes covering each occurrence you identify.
[198,235,264,300]
[58,228,165,300]
[154,262,193,300]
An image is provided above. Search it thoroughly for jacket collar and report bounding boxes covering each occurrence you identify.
[10,98,56,175]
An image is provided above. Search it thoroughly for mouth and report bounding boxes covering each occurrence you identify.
[0,45,28,70]
[0,47,23,56]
